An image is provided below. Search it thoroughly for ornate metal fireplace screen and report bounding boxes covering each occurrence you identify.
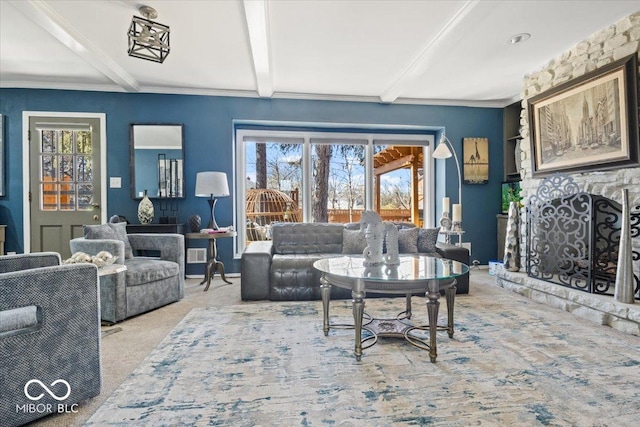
[526,174,639,300]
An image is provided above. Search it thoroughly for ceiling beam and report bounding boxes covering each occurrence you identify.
[374,154,414,176]
[242,0,273,98]
[8,0,140,92]
[379,0,480,103]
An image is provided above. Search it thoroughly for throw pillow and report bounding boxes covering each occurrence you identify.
[418,227,441,253]
[83,223,115,240]
[83,223,134,259]
[108,221,134,259]
[342,229,367,254]
[397,227,419,254]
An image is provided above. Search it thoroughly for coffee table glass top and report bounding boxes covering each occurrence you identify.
[313,255,468,283]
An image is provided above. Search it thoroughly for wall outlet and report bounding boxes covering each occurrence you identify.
[109,177,122,188]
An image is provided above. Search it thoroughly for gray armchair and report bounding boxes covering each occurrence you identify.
[0,252,101,427]
[70,230,184,323]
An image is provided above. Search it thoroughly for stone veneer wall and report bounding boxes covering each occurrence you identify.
[515,12,640,277]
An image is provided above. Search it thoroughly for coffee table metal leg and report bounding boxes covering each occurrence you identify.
[320,276,332,336]
[405,293,412,319]
[426,283,440,363]
[352,290,365,361]
[445,281,456,338]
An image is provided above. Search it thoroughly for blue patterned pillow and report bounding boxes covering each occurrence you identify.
[342,229,367,254]
[397,227,419,254]
[418,227,441,253]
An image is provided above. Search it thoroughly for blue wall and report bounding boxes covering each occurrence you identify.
[0,88,504,273]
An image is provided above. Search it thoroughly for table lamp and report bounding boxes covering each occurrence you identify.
[195,172,230,230]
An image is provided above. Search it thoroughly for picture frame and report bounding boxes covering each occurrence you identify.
[463,137,489,184]
[528,54,639,177]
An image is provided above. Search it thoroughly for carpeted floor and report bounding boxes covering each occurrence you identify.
[31,270,640,426]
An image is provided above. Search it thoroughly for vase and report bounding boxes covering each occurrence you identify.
[614,189,635,304]
[189,214,202,232]
[137,190,154,224]
[503,201,521,272]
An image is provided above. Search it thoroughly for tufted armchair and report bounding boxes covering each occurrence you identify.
[0,252,101,427]
[70,222,184,323]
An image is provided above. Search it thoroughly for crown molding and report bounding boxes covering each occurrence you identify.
[1,80,515,108]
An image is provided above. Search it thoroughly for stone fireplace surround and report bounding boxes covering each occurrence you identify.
[496,13,640,336]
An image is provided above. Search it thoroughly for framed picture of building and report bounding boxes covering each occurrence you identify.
[463,137,489,184]
[528,53,639,177]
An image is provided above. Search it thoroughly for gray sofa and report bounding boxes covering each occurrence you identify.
[0,252,101,427]
[241,222,470,301]
[70,222,184,323]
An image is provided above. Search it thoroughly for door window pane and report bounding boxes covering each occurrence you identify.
[38,129,95,212]
[311,141,365,223]
[244,139,303,240]
[373,144,423,224]
[76,131,92,154]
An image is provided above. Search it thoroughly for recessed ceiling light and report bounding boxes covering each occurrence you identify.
[508,33,531,45]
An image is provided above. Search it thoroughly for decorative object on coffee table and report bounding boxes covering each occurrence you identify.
[503,201,521,272]
[614,189,635,304]
[383,222,400,265]
[360,210,384,266]
[137,189,154,224]
[188,214,201,232]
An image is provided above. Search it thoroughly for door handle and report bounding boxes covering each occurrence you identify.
[91,203,100,209]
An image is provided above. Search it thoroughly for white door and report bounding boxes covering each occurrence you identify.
[29,116,103,258]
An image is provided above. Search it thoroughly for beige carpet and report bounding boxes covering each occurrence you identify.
[28,275,246,427]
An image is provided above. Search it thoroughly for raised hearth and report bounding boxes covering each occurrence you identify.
[496,270,640,336]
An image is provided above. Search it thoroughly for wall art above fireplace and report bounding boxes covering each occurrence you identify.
[528,53,639,177]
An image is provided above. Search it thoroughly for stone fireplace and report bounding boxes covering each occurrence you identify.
[495,13,640,336]
[525,173,639,300]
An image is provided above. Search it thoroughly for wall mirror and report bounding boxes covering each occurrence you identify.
[130,124,184,199]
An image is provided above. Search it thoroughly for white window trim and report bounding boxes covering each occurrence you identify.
[233,122,435,258]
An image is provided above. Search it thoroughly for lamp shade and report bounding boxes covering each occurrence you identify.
[432,140,453,159]
[195,172,229,197]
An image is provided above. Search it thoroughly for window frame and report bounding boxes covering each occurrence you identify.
[233,123,435,258]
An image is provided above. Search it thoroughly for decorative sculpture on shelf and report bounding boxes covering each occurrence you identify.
[503,201,521,272]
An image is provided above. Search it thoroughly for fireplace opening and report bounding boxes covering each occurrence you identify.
[526,174,639,300]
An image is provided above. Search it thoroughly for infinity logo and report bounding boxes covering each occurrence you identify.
[24,379,71,401]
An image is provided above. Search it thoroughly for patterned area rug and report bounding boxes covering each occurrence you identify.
[86,283,640,426]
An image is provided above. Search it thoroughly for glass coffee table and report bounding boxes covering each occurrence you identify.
[313,255,469,362]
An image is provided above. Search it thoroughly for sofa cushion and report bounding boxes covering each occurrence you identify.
[398,227,419,254]
[124,258,179,287]
[342,229,366,254]
[84,223,134,259]
[272,223,344,254]
[418,227,440,253]
[271,253,337,300]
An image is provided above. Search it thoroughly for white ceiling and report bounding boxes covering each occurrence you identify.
[1,0,638,107]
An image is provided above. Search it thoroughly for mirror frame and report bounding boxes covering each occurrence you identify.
[130,123,185,200]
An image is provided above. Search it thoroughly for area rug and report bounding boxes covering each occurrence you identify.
[85,284,640,426]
